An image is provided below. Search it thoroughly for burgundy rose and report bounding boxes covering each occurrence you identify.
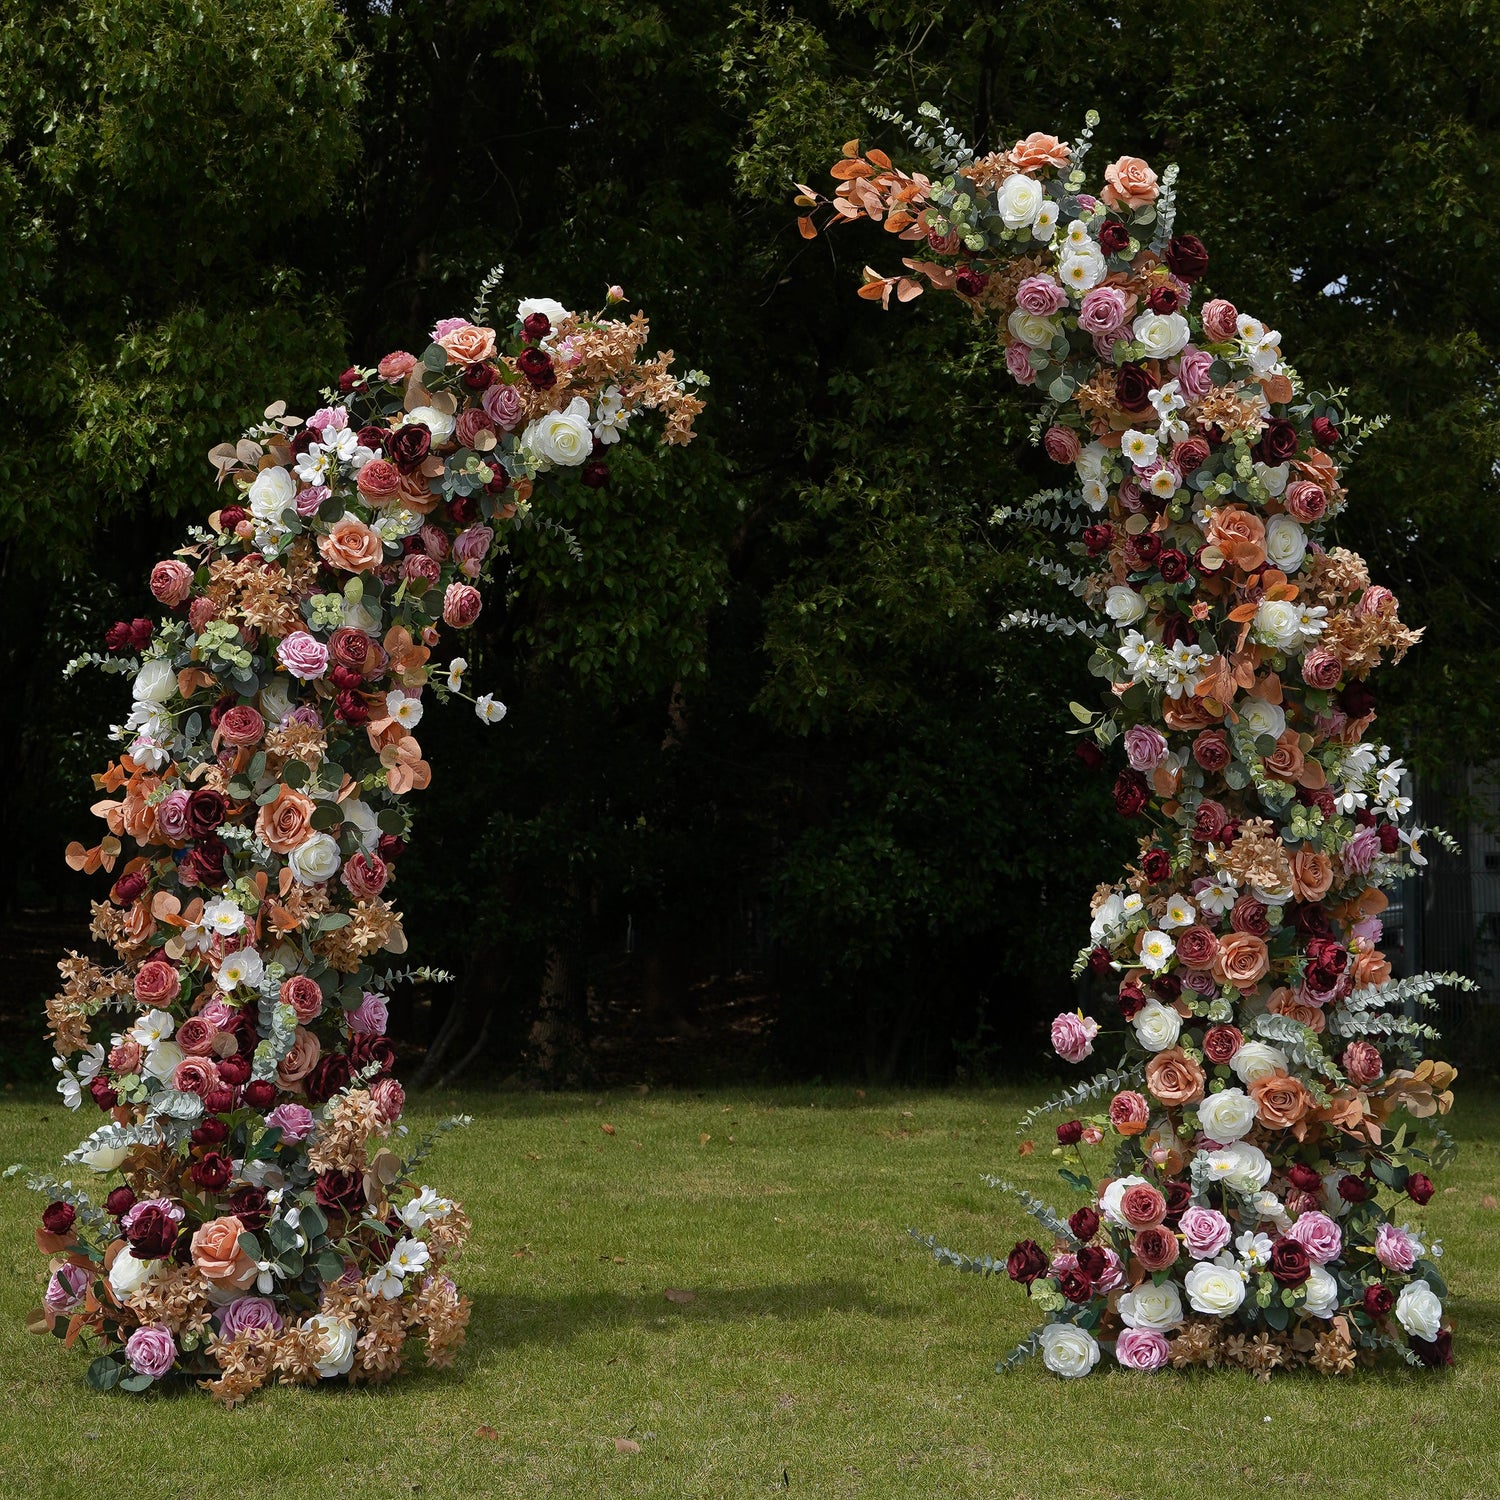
[1378,824,1401,854]
[1287,1163,1323,1194]
[1192,730,1230,772]
[304,1053,353,1104]
[516,347,556,389]
[217,1054,251,1087]
[1098,219,1130,256]
[1069,1206,1101,1242]
[1075,741,1104,771]
[388,423,432,473]
[1165,234,1209,282]
[378,834,407,861]
[582,459,610,489]
[42,1201,76,1236]
[1076,1246,1109,1282]
[1229,895,1270,937]
[1406,1173,1435,1206]
[522,312,552,342]
[1338,681,1376,719]
[1412,1329,1454,1368]
[228,1186,271,1231]
[126,1205,180,1259]
[1117,982,1147,1021]
[1141,847,1171,884]
[1159,612,1198,650]
[356,425,388,454]
[1337,1174,1371,1204]
[1311,415,1341,448]
[1150,971,1182,1002]
[349,1035,397,1077]
[1123,530,1161,569]
[1172,436,1210,473]
[1146,284,1182,315]
[89,1076,119,1110]
[204,1084,239,1115]
[111,869,148,906]
[191,1152,233,1191]
[106,1187,137,1218]
[191,1119,229,1147]
[1113,769,1150,818]
[953,266,989,298]
[1269,1237,1311,1286]
[1056,1120,1084,1146]
[337,366,365,394]
[1058,1267,1095,1303]
[462,362,496,390]
[243,1079,276,1111]
[1201,1024,1242,1064]
[219,505,247,530]
[1157,548,1189,583]
[1113,363,1157,412]
[185,789,227,837]
[335,689,369,726]
[314,1170,366,1216]
[1363,1283,1395,1317]
[1253,418,1300,465]
[328,627,377,676]
[1005,1239,1049,1285]
[1087,946,1112,977]
[446,494,479,526]
[1164,1180,1193,1219]
[1082,523,1113,556]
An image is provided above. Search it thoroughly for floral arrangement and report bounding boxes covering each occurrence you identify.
[799,109,1461,1378]
[11,283,702,1402]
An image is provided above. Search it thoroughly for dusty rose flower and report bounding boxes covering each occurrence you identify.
[1102,155,1159,209]
[175,1016,218,1057]
[1132,1225,1179,1272]
[1004,341,1035,386]
[188,596,221,634]
[1174,925,1219,972]
[371,1076,405,1123]
[439,323,497,365]
[356,457,404,504]
[1199,298,1238,342]
[1120,1183,1168,1229]
[1342,1040,1384,1086]
[1212,932,1269,990]
[419,523,451,560]
[190,1216,258,1290]
[1191,729,1230,772]
[1077,285,1128,335]
[1301,647,1343,690]
[319,516,385,573]
[1180,1205,1232,1259]
[173,1056,221,1098]
[45,1262,91,1316]
[109,1037,144,1073]
[133,959,181,1006]
[1284,479,1328,523]
[277,631,329,681]
[154,788,192,843]
[1176,345,1214,403]
[378,351,418,381]
[1359,585,1397,617]
[276,1026,322,1087]
[1016,275,1067,315]
[1081,1124,1104,1146]
[1229,894,1270,937]
[1375,1222,1418,1272]
[1192,799,1228,842]
[1286,1209,1342,1264]
[1343,825,1380,876]
[265,1102,314,1141]
[1043,425,1081,463]
[1115,1327,1170,1371]
[217,1296,284,1338]
[218,705,265,747]
[442,582,482,629]
[455,408,494,448]
[341,851,389,900]
[1201,1024,1243,1064]
[1051,1012,1099,1064]
[452,524,495,578]
[281,974,325,1024]
[150,559,194,607]
[401,553,441,593]
[1123,725,1168,772]
[1145,1048,1206,1106]
[1110,1090,1150,1136]
[482,382,525,430]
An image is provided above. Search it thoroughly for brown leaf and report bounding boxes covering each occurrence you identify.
[829,159,873,181]
[664,1288,696,1304]
[475,1426,499,1441]
[699,1132,711,1145]
[895,278,923,302]
[1018,1140,1035,1156]
[841,138,860,158]
[866,147,893,169]
[601,1122,616,1135]
[797,215,818,240]
[885,210,914,234]
[614,1438,641,1454]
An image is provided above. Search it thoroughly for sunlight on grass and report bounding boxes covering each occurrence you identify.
[3,1085,1496,1499]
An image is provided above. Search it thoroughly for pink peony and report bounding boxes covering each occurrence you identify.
[217,1296,284,1339]
[1077,285,1128,335]
[454,408,494,448]
[1200,298,1238,342]
[149,559,194,607]
[1301,647,1343,690]
[124,1324,177,1379]
[1051,1012,1100,1064]
[277,631,330,681]
[452,524,495,578]
[442,582,482,629]
[371,1076,405,1123]
[1179,1205,1233,1260]
[378,351,417,382]
[482,382,525,431]
[1342,825,1381,876]
[155,788,193,843]
[1123,725,1168,773]
[1175,345,1214,403]
[1375,1222,1418,1272]
[1286,1209,1343,1265]
[401,553,441,592]
[341,851,389,900]
[430,317,470,340]
[1284,479,1328,524]
[1115,1327,1171,1371]
[1342,1041,1384,1086]
[1004,341,1035,386]
[1015,275,1067,316]
[264,1102,314,1142]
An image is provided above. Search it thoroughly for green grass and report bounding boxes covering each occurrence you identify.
[2,1084,1497,1499]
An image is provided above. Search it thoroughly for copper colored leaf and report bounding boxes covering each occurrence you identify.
[841,138,860,158]
[1018,1140,1035,1156]
[885,210,914,234]
[601,1122,616,1135]
[475,1426,499,1441]
[829,159,873,181]
[895,278,923,302]
[866,147,892,169]
[797,216,818,240]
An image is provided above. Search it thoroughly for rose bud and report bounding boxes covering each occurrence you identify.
[191,1152,233,1191]
[1117,982,1147,1021]
[218,505,248,529]
[377,834,407,861]
[485,468,511,495]
[1146,284,1182,315]
[337,366,366,394]
[1087,945,1112,976]
[1098,219,1130,256]
[217,1054,250,1086]
[191,1118,229,1147]
[1311,415,1341,448]
[954,267,989,298]
[1287,1163,1323,1194]
[1363,1283,1394,1317]
[1069,1206,1101,1242]
[1406,1172,1436,1205]
[1056,1120,1084,1146]
[204,1084,238,1115]
[1337,1174,1372,1204]
[42,1202,76,1236]
[1005,1239,1049,1285]
[89,1076,119,1110]
[105,1187,137,1218]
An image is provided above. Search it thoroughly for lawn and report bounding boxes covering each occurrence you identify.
[2,1084,1496,1500]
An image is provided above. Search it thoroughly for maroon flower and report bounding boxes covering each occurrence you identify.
[1117,982,1147,1021]
[1123,530,1161,569]
[243,1079,276,1111]
[1337,681,1376,719]
[228,1186,271,1231]
[954,267,989,298]
[516,347,556,389]
[522,312,552,342]
[217,1054,251,1087]
[1087,945,1112,976]
[377,834,407,862]
[1146,284,1182,315]
[42,1202,76,1236]
[1150,971,1182,1002]
[1378,824,1401,853]
[1075,741,1104,771]
[191,1118,229,1147]
[1056,1120,1084,1146]
[218,505,248,530]
[349,1035,397,1077]
[1098,220,1130,256]
[337,366,366,394]
[111,870,148,906]
[314,1170,366,1216]
[304,1053,353,1104]
[1406,1172,1435,1205]
[1113,769,1150,818]
[185,789,227,837]
[1269,1236,1311,1286]
[1253,417,1300,464]
[1141,847,1171,883]
[203,1084,239,1114]
[1311,415,1341,448]
[1113,363,1157,412]
[191,1152,233,1191]
[105,1187,137,1218]
[1006,1239,1049,1285]
[1164,234,1209,282]
[1058,1267,1095,1303]
[582,460,610,489]
[1363,1283,1394,1317]
[1076,1245,1109,1281]
[1287,1163,1323,1194]
[126,1204,180,1259]
[89,1076,119,1110]
[356,425,388,453]
[1069,1207,1101,1243]
[387,423,432,473]
[1157,548,1189,584]
[462,362,496,390]
[1337,1174,1371,1204]
[1412,1329,1454,1368]
[1201,1024,1242,1064]
[335,689,369,725]
[1082,523,1113,556]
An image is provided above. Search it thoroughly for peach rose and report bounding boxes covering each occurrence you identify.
[1351,947,1392,987]
[1010,131,1070,174]
[1162,694,1221,732]
[378,351,417,382]
[1268,986,1326,1034]
[133,959,181,1006]
[439,323,497,366]
[318,516,384,574]
[1101,155,1159,210]
[255,784,317,853]
[1211,931,1269,991]
[1249,1069,1316,1131]
[1206,507,1267,572]
[1145,1047,1206,1106]
[280,974,325,1024]
[190,1215,258,1290]
[150,559,194,607]
[1262,729,1306,783]
[276,1026,322,1088]
[356,458,404,503]
[1288,849,1333,903]
[1109,1090,1150,1137]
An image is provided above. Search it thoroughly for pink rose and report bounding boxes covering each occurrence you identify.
[1343,825,1380,876]
[280,974,325,1024]
[1284,480,1328,524]
[452,524,495,579]
[217,1295,284,1339]
[1175,345,1214,403]
[1179,1205,1232,1260]
[349,991,389,1036]
[1200,299,1238,342]
[150,559,194,607]
[431,317,470,340]
[454,408,494,448]
[442,582,482,629]
[265,1103,314,1142]
[1077,285,1128,335]
[1359,585,1396,617]
[1375,1222,1418,1272]
[45,1262,92,1315]
[482,382,525,431]
[1115,1327,1171,1372]
[1050,1012,1099,1064]
[400,553,441,593]
[277,631,329,682]
[1004,341,1035,386]
[1286,1209,1343,1265]
[371,1076,405,1122]
[296,483,330,518]
[419,524,451,561]
[124,1324,177,1379]
[173,1056,221,1098]
[1342,1041,1383,1086]
[1300,647,1343,690]
[155,789,192,843]
[378,351,418,382]
[175,1016,219,1057]
[133,959,181,1006]
[1123,725,1168,773]
[1015,274,1067,316]
[1043,425,1081,464]
[307,406,347,437]
[341,852,389,900]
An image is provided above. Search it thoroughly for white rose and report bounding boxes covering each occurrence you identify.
[522,396,592,468]
[288,832,342,886]
[141,1040,184,1083]
[1099,1174,1151,1228]
[341,799,381,853]
[1132,311,1191,360]
[1132,999,1182,1053]
[1253,598,1303,651]
[1200,1140,1272,1193]
[1230,1040,1290,1086]
[1089,892,1125,945]
[1006,308,1056,349]
[247,464,297,523]
[1254,461,1289,498]
[516,296,570,326]
[997,173,1044,228]
[1237,696,1287,742]
[1265,514,1307,574]
[405,406,456,445]
[108,1248,159,1300]
[132,658,176,704]
[258,678,294,725]
[1196,1087,1256,1142]
[78,1138,131,1173]
[1117,1281,1184,1330]
[1302,1264,1340,1319]
[1183,1261,1246,1316]
[1076,442,1109,482]
[1036,1323,1100,1378]
[1057,244,1107,293]
[1395,1280,1443,1342]
[1105,586,1146,626]
[306,1313,358,1378]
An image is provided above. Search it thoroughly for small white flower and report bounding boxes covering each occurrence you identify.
[130,1009,177,1048]
[1146,467,1179,500]
[388,1238,431,1278]
[1160,894,1197,930]
[446,657,468,692]
[475,694,507,725]
[1197,877,1238,916]
[385,689,424,729]
[593,384,630,445]
[1137,930,1175,974]
[1032,200,1060,241]
[1120,429,1159,467]
[204,897,246,937]
[367,1265,405,1300]
[1057,244,1106,292]
[216,948,264,993]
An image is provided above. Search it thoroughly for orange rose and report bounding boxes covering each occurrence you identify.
[1351,947,1392,987]
[254,784,316,853]
[1262,729,1306,783]
[439,323,497,366]
[190,1215,258,1290]
[1206,507,1267,572]
[1101,155,1159,210]
[318,516,384,574]
[1211,931,1269,991]
[1267,986,1326,1034]
[1249,1069,1316,1132]
[1010,132,1070,174]
[1144,1047,1206,1107]
[1162,694,1221,732]
[276,1025,321,1088]
[1288,849,1334,903]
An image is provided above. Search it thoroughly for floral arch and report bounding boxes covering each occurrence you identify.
[799,108,1461,1377]
[16,284,702,1400]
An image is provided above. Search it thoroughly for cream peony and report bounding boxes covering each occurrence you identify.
[108,1249,158,1299]
[1117,1280,1184,1330]
[522,397,593,468]
[1036,1322,1100,1378]
[1196,1087,1256,1142]
[405,406,456,445]
[1183,1261,1247,1316]
[247,464,297,523]
[306,1313,358,1378]
[1236,696,1287,742]
[1006,309,1057,349]
[132,658,177,705]
[1302,1264,1340,1319]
